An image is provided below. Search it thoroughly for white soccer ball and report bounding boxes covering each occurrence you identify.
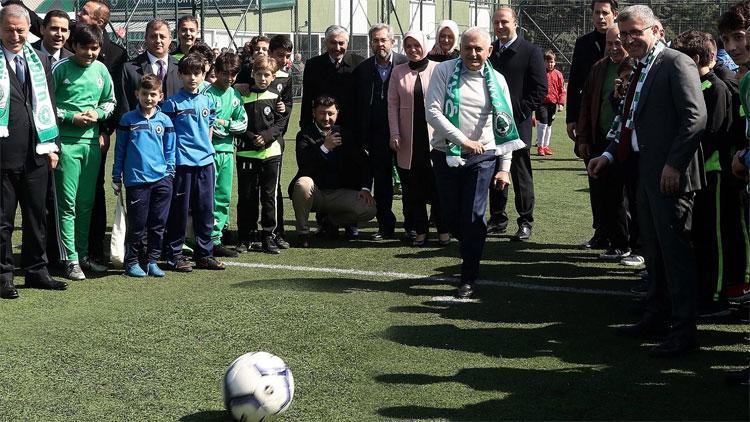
[223,352,295,422]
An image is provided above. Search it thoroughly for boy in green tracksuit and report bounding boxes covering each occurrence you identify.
[204,52,248,257]
[52,25,116,281]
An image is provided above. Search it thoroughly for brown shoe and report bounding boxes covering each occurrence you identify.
[195,256,225,270]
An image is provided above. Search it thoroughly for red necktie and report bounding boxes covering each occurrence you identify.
[618,61,645,162]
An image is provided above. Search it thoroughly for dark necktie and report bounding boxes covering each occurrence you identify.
[49,54,57,65]
[334,60,341,71]
[14,56,25,86]
[157,59,166,81]
[618,61,646,162]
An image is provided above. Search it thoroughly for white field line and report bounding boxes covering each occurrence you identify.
[224,262,633,297]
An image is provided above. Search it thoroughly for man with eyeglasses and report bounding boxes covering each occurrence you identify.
[588,5,707,358]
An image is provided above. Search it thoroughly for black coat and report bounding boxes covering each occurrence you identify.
[489,37,547,144]
[566,30,607,125]
[0,50,59,169]
[352,53,407,148]
[31,40,73,61]
[288,124,372,197]
[299,52,364,130]
[120,52,182,114]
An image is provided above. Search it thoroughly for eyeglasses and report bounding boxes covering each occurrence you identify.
[619,25,655,40]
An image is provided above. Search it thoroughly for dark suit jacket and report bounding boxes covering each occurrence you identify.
[605,48,707,194]
[120,51,182,113]
[352,52,407,147]
[299,52,364,130]
[489,37,547,144]
[0,48,58,169]
[577,57,615,150]
[31,40,72,61]
[288,124,372,197]
[566,30,607,125]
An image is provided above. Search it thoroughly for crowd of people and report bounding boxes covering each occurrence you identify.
[0,0,748,371]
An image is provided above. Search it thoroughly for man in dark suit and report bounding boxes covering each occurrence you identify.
[120,19,181,113]
[289,96,376,248]
[0,4,67,299]
[588,5,707,357]
[30,10,72,64]
[487,6,547,241]
[300,25,364,132]
[353,24,407,240]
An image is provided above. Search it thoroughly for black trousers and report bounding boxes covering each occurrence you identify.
[489,147,536,228]
[604,155,639,251]
[397,166,447,235]
[370,144,397,234]
[639,186,697,339]
[0,163,50,282]
[88,148,107,260]
[237,156,281,240]
[584,145,608,234]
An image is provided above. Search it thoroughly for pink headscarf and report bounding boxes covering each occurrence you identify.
[403,30,428,61]
[429,20,460,56]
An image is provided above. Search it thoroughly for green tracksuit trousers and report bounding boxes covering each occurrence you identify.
[212,152,234,245]
[55,142,101,262]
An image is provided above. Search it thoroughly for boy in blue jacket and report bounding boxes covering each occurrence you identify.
[161,53,224,271]
[112,75,176,277]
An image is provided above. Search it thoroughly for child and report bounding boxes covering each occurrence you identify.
[112,75,176,277]
[161,53,224,271]
[536,50,565,156]
[266,35,295,249]
[188,41,216,91]
[673,30,737,317]
[52,24,116,280]
[236,57,289,254]
[204,53,248,257]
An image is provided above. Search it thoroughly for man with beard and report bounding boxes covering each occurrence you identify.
[353,24,407,241]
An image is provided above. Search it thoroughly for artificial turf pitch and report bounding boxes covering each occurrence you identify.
[0,110,747,421]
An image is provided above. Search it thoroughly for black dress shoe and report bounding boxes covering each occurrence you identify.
[583,233,610,249]
[510,225,532,241]
[1,280,19,299]
[486,220,507,234]
[371,231,395,241]
[617,318,669,339]
[649,336,699,358]
[455,283,475,299]
[25,277,68,291]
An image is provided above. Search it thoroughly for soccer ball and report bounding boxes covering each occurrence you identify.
[223,352,295,421]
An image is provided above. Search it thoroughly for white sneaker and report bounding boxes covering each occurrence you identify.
[620,254,645,267]
[80,256,108,272]
[65,261,86,281]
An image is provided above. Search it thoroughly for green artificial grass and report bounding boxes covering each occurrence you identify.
[0,107,747,421]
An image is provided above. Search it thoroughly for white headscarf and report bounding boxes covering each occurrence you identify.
[430,20,460,56]
[403,30,428,61]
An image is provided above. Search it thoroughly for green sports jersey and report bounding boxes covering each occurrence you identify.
[52,58,116,144]
[205,84,248,152]
[740,71,750,141]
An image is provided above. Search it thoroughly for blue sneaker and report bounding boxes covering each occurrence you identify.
[147,262,165,277]
[126,263,147,277]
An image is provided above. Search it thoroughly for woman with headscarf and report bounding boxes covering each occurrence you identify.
[427,20,460,62]
[388,30,450,247]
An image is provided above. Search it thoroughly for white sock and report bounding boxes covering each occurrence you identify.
[536,123,547,147]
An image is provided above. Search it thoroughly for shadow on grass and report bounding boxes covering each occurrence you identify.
[179,410,228,421]
[375,287,749,420]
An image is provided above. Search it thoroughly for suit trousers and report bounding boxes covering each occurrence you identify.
[432,150,495,284]
[583,144,608,233]
[0,163,50,282]
[604,155,639,251]
[489,147,536,228]
[236,156,281,240]
[370,143,397,234]
[124,176,173,267]
[164,164,215,261]
[639,186,697,339]
[291,177,376,235]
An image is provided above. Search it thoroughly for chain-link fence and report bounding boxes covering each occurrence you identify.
[30,0,743,90]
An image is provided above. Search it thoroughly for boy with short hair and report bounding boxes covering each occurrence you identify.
[172,15,199,61]
[112,74,175,277]
[52,24,116,280]
[204,52,248,257]
[236,57,289,254]
[266,34,295,249]
[161,53,224,271]
[673,30,737,316]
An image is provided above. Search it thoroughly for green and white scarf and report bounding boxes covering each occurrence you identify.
[606,40,666,144]
[443,58,523,167]
[0,43,59,153]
